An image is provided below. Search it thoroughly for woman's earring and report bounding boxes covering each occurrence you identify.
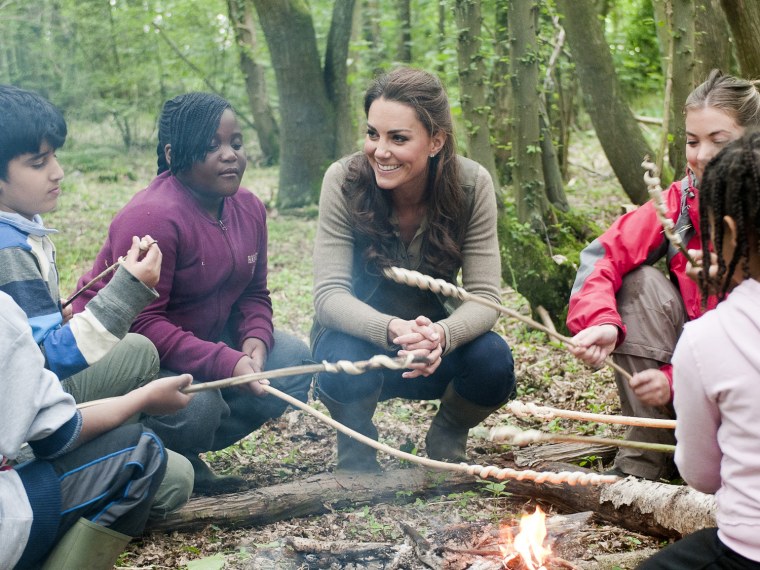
[429,153,436,158]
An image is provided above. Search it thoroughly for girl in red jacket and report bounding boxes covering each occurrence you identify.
[566,70,760,481]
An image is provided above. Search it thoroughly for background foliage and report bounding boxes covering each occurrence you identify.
[1,0,662,155]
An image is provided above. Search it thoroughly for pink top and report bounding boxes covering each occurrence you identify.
[673,277,760,561]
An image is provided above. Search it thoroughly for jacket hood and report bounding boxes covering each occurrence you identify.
[0,212,57,237]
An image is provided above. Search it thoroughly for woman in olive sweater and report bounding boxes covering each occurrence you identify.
[312,68,515,471]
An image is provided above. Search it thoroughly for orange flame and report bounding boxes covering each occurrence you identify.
[500,506,551,569]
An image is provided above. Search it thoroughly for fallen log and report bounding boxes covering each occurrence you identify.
[146,464,715,539]
[509,462,716,539]
[146,468,478,533]
[513,442,616,468]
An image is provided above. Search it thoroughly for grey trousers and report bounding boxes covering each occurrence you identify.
[612,265,684,480]
[58,333,193,519]
[143,329,312,455]
[15,424,165,568]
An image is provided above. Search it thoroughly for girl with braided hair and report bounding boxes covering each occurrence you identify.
[73,93,311,494]
[566,70,760,481]
[639,131,760,568]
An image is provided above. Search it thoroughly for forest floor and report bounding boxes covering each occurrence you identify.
[51,122,673,569]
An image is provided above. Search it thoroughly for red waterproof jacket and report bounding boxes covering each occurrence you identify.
[566,175,716,387]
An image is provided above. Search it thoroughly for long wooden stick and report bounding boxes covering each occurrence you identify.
[183,354,425,393]
[657,0,674,176]
[382,267,634,382]
[263,384,620,486]
[75,356,618,485]
[62,257,123,309]
[76,354,426,408]
[490,425,675,454]
[507,400,676,429]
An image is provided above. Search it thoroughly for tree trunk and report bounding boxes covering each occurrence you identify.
[454,0,498,189]
[557,0,653,205]
[145,465,715,540]
[438,0,446,64]
[491,0,512,184]
[539,17,569,211]
[397,0,412,63]
[651,0,670,78]
[324,0,357,158]
[540,103,569,211]
[252,0,336,208]
[668,0,695,176]
[509,0,548,227]
[227,0,280,166]
[552,50,577,182]
[694,0,732,81]
[719,0,760,78]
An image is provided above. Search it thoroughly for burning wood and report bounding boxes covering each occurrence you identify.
[437,508,589,570]
[240,509,594,568]
[501,507,552,569]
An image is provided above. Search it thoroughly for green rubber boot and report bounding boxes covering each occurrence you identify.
[425,384,505,462]
[319,388,382,472]
[41,517,131,570]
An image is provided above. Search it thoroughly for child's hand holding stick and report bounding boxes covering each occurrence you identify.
[62,236,159,309]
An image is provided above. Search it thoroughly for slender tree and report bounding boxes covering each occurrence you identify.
[491,0,512,182]
[454,0,498,187]
[556,0,652,204]
[667,0,695,176]
[509,0,547,228]
[719,0,760,78]
[227,0,280,165]
[325,0,358,158]
[397,0,412,63]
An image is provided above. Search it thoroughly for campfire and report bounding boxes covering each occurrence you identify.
[500,506,552,569]
[243,505,588,569]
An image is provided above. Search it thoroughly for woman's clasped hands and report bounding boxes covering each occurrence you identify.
[388,315,445,378]
[232,337,270,396]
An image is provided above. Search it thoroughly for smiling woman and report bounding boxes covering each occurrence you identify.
[72,92,312,495]
[311,67,516,472]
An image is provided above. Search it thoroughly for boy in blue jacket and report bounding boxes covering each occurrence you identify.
[0,84,193,515]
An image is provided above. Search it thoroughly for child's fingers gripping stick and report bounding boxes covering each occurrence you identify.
[138,235,158,253]
[140,374,194,416]
[120,236,162,289]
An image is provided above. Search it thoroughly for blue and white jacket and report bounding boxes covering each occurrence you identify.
[0,212,157,380]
